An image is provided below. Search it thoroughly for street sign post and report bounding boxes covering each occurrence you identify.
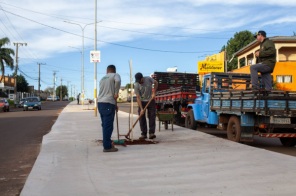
[90,50,101,63]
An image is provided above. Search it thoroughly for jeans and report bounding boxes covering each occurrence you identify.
[138,100,156,135]
[250,63,273,90]
[98,102,115,149]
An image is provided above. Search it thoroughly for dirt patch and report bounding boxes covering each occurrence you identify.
[96,139,158,146]
[124,139,158,145]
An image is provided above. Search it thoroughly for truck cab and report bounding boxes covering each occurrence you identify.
[186,74,218,129]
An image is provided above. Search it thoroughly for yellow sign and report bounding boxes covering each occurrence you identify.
[198,61,224,73]
[197,51,225,73]
[205,51,225,62]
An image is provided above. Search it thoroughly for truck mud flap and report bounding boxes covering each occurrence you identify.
[240,126,254,142]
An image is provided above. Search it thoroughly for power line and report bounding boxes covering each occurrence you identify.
[0,2,229,39]
[0,6,49,60]
[99,25,228,39]
[1,8,221,54]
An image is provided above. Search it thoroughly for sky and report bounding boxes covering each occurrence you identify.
[1,0,296,99]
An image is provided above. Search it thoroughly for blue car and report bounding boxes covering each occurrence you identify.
[23,97,41,111]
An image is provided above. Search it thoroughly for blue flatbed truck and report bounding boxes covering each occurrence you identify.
[185,72,296,147]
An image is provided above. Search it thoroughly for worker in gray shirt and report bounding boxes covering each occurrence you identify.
[98,65,121,152]
[134,72,158,140]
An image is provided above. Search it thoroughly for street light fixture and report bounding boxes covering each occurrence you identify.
[64,21,97,105]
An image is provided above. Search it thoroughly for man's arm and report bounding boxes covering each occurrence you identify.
[152,80,158,98]
[259,40,276,58]
[114,74,121,100]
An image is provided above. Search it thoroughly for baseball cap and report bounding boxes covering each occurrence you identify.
[135,72,143,83]
[254,30,266,38]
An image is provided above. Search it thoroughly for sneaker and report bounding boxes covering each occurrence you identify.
[139,135,147,140]
[103,147,118,152]
[149,134,156,139]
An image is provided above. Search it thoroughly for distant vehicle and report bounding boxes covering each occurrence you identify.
[23,97,41,111]
[127,96,137,102]
[46,96,60,101]
[63,96,69,101]
[18,98,26,108]
[0,98,9,112]
[46,96,53,101]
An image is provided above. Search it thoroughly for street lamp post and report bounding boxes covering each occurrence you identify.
[64,19,102,107]
[64,21,95,106]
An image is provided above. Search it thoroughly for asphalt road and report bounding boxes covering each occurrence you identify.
[0,101,69,196]
[0,101,294,196]
[118,102,296,157]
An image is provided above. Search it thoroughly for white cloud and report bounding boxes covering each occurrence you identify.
[1,0,296,60]
[1,0,296,94]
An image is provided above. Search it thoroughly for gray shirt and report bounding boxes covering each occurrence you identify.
[98,73,121,105]
[134,76,154,102]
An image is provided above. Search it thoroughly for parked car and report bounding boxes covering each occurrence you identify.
[127,96,137,102]
[18,98,26,108]
[63,96,69,101]
[23,97,41,111]
[0,98,9,112]
[46,96,60,101]
[46,96,53,101]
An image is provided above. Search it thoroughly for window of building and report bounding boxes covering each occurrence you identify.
[276,75,292,83]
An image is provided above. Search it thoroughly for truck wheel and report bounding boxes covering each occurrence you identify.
[227,116,241,142]
[185,110,197,130]
[279,138,296,147]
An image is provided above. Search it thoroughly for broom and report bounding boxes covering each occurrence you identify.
[113,104,126,145]
[121,97,153,139]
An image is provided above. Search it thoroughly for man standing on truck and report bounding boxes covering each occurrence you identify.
[134,72,158,140]
[250,30,276,90]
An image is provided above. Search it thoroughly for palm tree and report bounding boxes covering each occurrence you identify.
[0,37,15,83]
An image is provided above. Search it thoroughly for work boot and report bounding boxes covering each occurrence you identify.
[149,134,156,139]
[103,147,118,152]
[139,135,147,140]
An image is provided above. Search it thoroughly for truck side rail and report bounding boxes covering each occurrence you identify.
[155,86,197,103]
[210,90,296,116]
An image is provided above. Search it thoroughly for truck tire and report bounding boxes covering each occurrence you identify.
[227,116,241,142]
[279,138,296,147]
[185,110,197,130]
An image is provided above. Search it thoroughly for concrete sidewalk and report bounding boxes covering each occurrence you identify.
[21,102,296,196]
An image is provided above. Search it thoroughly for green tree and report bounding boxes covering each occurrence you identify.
[0,37,15,82]
[221,30,255,71]
[56,85,68,99]
[16,74,29,92]
[125,83,132,89]
[44,87,54,94]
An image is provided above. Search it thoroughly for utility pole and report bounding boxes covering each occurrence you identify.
[60,78,63,101]
[94,0,98,116]
[53,71,57,101]
[13,42,27,104]
[67,81,70,99]
[71,84,73,98]
[37,62,46,97]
